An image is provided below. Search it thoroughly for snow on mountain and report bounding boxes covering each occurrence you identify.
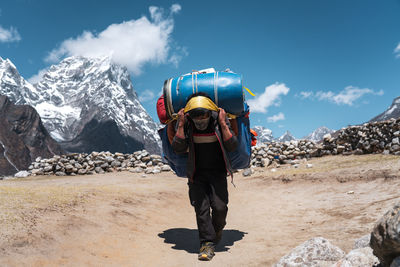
[0,56,161,154]
[0,57,41,105]
[253,125,274,144]
[277,131,296,142]
[304,126,334,142]
[369,96,400,122]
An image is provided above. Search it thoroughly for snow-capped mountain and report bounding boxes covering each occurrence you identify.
[277,131,296,142]
[304,126,334,142]
[0,56,160,154]
[253,125,274,144]
[369,96,400,122]
[0,57,41,105]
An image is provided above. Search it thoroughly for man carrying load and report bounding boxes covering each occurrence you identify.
[172,92,238,261]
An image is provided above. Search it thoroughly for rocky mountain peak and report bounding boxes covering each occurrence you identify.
[253,125,274,144]
[370,96,400,122]
[0,57,40,105]
[304,126,335,142]
[37,56,135,102]
[278,130,296,142]
[35,55,160,153]
[0,56,16,72]
[1,56,160,154]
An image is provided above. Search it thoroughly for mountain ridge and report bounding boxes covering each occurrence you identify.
[0,56,161,154]
[0,95,63,176]
[369,96,400,122]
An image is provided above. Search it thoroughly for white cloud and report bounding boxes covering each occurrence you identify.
[395,43,400,58]
[27,68,48,84]
[298,91,313,99]
[171,4,182,14]
[247,83,290,113]
[45,4,183,75]
[0,25,21,43]
[139,89,155,102]
[267,112,285,123]
[298,86,383,106]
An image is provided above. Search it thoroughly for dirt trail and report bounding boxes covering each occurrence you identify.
[0,154,400,266]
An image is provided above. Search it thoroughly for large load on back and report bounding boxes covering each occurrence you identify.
[157,68,254,177]
[162,68,245,122]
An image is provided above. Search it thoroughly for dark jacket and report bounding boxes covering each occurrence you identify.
[171,111,238,182]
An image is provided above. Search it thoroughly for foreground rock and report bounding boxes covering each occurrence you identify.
[273,237,345,267]
[334,247,379,267]
[370,202,400,267]
[26,150,171,177]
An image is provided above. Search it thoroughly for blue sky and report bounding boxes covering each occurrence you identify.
[1,0,400,138]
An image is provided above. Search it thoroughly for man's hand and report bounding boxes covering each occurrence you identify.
[218,108,227,126]
[175,108,186,139]
[178,108,186,128]
[218,108,232,141]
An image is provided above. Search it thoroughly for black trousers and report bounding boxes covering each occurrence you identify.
[188,171,229,245]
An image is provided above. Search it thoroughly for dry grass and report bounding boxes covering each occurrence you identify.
[0,179,140,250]
[0,186,87,230]
[0,184,135,222]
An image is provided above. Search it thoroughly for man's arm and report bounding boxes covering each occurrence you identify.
[171,108,189,154]
[218,108,238,152]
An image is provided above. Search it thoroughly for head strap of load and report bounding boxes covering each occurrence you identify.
[182,96,236,119]
[184,96,219,114]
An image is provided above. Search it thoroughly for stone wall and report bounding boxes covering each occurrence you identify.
[251,117,400,167]
[13,117,400,178]
[26,150,171,177]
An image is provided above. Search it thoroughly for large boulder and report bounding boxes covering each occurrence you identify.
[370,202,400,267]
[353,234,371,249]
[333,247,379,267]
[273,237,345,267]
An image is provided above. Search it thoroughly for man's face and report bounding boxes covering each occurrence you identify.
[192,113,210,130]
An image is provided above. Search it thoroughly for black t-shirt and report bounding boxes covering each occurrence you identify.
[192,118,226,175]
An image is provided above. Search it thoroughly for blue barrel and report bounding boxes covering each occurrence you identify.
[163,70,245,118]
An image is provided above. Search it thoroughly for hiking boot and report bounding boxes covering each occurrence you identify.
[214,230,223,245]
[198,242,215,261]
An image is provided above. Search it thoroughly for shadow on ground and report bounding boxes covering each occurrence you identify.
[158,228,247,254]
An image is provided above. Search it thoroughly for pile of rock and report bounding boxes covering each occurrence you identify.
[27,150,171,177]
[251,118,400,167]
[328,118,400,156]
[13,118,400,177]
[250,140,317,167]
[274,202,400,267]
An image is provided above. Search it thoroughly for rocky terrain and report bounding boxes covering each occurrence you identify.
[0,95,63,176]
[274,201,400,267]
[0,154,399,266]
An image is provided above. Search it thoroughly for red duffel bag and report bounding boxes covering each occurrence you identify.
[156,95,169,124]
